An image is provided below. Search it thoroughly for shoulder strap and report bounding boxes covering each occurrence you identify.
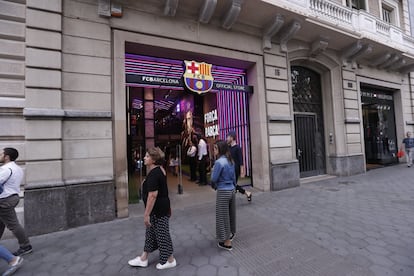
[0,168,12,186]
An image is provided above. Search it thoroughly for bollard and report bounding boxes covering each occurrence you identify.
[177,145,183,194]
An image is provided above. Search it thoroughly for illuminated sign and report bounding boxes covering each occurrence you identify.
[183,60,214,94]
[214,83,252,93]
[126,74,181,87]
[204,109,219,138]
[125,54,254,93]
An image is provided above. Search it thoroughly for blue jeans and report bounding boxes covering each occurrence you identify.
[0,245,14,263]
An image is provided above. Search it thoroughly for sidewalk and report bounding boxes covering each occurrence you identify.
[1,164,413,275]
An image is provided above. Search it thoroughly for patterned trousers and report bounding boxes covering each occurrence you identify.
[216,190,236,242]
[144,215,173,264]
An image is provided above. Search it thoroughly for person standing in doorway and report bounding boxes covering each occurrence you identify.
[211,140,236,251]
[226,131,252,202]
[128,147,176,270]
[0,148,33,257]
[186,135,198,182]
[197,133,208,186]
[401,131,414,167]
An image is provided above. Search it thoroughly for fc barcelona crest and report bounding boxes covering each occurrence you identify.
[183,60,214,94]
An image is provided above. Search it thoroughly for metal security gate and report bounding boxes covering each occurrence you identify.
[295,114,318,177]
[291,66,326,178]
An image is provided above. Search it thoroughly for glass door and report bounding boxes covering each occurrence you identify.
[361,89,398,165]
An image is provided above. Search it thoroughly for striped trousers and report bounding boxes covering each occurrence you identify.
[144,215,173,264]
[216,189,236,242]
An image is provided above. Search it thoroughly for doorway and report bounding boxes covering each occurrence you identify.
[294,113,325,177]
[361,88,398,166]
[126,85,252,203]
[127,87,198,203]
[291,66,326,177]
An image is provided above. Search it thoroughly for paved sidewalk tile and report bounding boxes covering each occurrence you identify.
[0,164,413,275]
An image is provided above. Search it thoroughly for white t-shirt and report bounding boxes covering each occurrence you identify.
[198,139,207,160]
[187,145,197,157]
[0,162,23,198]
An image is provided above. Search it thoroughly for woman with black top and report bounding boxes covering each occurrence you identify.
[128,147,176,270]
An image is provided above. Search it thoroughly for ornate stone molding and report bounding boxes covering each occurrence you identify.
[164,0,179,17]
[309,37,329,57]
[222,0,243,30]
[262,15,284,50]
[199,0,217,23]
[279,20,301,52]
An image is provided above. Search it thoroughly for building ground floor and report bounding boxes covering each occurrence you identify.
[9,30,414,235]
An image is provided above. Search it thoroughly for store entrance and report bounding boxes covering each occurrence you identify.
[125,53,253,205]
[127,87,200,203]
[126,86,252,203]
[361,88,398,167]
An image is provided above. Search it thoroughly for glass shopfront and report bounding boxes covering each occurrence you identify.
[361,87,398,165]
[125,54,252,202]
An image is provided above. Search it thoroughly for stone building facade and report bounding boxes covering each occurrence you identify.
[1,0,414,234]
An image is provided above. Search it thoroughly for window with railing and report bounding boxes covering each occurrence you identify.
[382,6,393,24]
[346,0,366,10]
[382,5,392,23]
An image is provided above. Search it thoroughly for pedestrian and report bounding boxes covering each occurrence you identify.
[401,131,414,167]
[197,133,208,186]
[186,135,198,182]
[168,151,179,176]
[211,140,236,251]
[0,245,23,276]
[226,131,252,202]
[128,147,176,270]
[0,148,33,256]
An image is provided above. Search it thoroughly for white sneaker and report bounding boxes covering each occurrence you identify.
[2,256,23,276]
[128,256,148,267]
[156,258,176,270]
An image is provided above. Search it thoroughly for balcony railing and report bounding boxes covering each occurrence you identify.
[309,0,353,25]
[266,0,414,54]
[376,20,390,36]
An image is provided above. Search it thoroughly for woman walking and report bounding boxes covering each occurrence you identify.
[128,147,176,270]
[211,140,236,251]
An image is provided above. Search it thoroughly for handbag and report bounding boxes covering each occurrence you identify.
[397,149,405,158]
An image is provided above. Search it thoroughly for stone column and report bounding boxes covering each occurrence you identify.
[0,0,26,216]
[402,0,411,36]
[24,0,115,235]
[331,66,365,176]
[263,46,299,191]
[23,0,65,235]
[61,0,114,228]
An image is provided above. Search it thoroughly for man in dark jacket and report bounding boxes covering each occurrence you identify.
[226,131,252,202]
